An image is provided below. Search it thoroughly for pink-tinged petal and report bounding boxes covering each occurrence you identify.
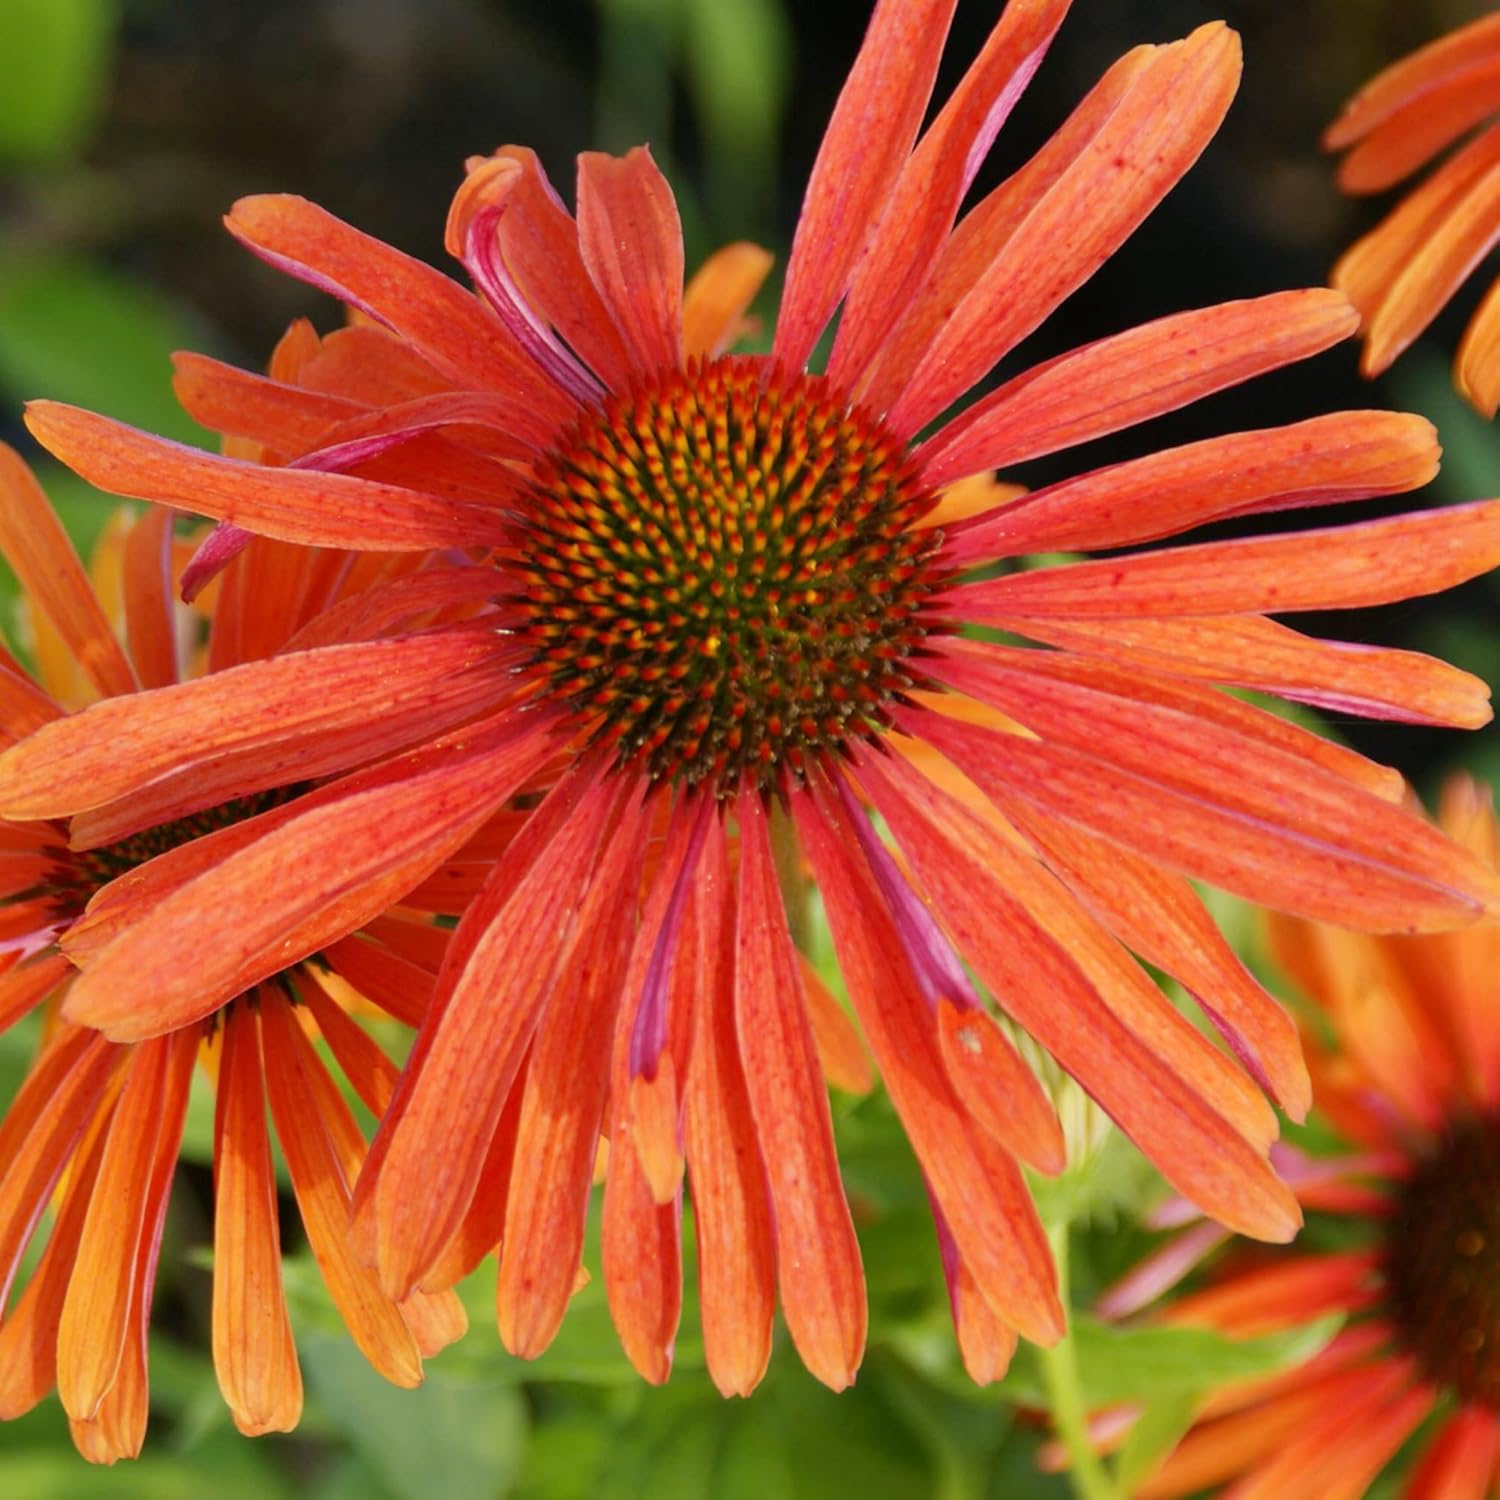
[600,1131,682,1385]
[795,780,1063,1343]
[368,770,631,1299]
[179,523,254,605]
[857,750,1301,1242]
[1332,123,1500,336]
[25,403,513,552]
[576,148,684,374]
[682,243,775,360]
[1337,57,1500,194]
[496,799,647,1359]
[1095,1221,1231,1320]
[929,1195,1018,1386]
[917,290,1358,485]
[173,352,365,454]
[1323,12,1500,149]
[1403,1405,1500,1500]
[258,995,423,1386]
[887,24,1242,436]
[211,1007,302,1435]
[827,0,1071,393]
[992,611,1492,733]
[0,444,135,700]
[224,193,571,422]
[0,620,514,823]
[908,685,1499,933]
[122,507,178,689]
[1457,273,1500,419]
[735,790,866,1389]
[772,0,958,372]
[683,816,775,1397]
[1359,150,1500,376]
[943,410,1437,565]
[955,500,1500,620]
[64,713,558,1041]
[1001,804,1309,1118]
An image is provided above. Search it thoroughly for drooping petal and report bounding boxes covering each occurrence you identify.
[857,749,1301,1242]
[121,506,178,689]
[683,815,776,1397]
[25,403,513,552]
[916,290,1358,485]
[929,1193,1018,1386]
[772,0,958,372]
[576,148,684,374]
[942,411,1438,565]
[1456,273,1500,418]
[954,500,1500,621]
[0,444,135,700]
[734,790,865,1390]
[211,1006,302,1436]
[1403,1406,1500,1500]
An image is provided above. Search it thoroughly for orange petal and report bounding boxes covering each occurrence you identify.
[224,193,569,428]
[495,801,646,1357]
[368,770,629,1298]
[1403,1406,1500,1500]
[991,610,1492,733]
[0,444,135,700]
[297,968,403,1116]
[683,816,775,1397]
[63,713,557,1041]
[682,243,775,360]
[772,0,958,370]
[211,1006,302,1436]
[859,750,1301,1242]
[0,620,512,821]
[945,410,1438,565]
[122,506,178,689]
[735,790,866,1389]
[931,1200,1018,1386]
[795,781,1063,1342]
[575,148,684,374]
[1456,272,1500,418]
[915,659,1500,931]
[827,0,1071,392]
[0,951,74,1036]
[25,402,513,551]
[957,500,1500,620]
[798,954,874,1095]
[917,290,1358,485]
[259,994,423,1387]
[173,351,364,454]
[888,24,1242,436]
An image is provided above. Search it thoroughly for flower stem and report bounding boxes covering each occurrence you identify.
[1038,1222,1126,1500]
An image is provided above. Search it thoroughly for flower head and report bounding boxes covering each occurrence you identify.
[1096,776,1500,1497]
[0,437,497,1461]
[1327,11,1500,415]
[6,0,1500,1397]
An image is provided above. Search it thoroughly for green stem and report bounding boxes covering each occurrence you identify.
[1037,1222,1127,1500]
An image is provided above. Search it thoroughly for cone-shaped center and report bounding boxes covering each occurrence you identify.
[515,356,947,793]
[1385,1114,1500,1409]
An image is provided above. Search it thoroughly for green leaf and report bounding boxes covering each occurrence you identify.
[1113,1393,1197,1493]
[300,1330,528,1500]
[0,258,212,443]
[0,0,116,163]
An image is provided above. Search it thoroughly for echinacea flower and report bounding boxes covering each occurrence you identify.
[0,438,497,1461]
[1327,10,1500,415]
[7,0,1500,1398]
[1092,776,1500,1500]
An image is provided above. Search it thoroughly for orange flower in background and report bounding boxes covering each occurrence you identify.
[0,440,511,1461]
[6,0,1500,1397]
[1327,11,1500,415]
[1094,776,1500,1499]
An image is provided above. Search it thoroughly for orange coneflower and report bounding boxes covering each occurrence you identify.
[5,1,1500,1397]
[1092,776,1500,1500]
[0,441,505,1461]
[1327,10,1500,415]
